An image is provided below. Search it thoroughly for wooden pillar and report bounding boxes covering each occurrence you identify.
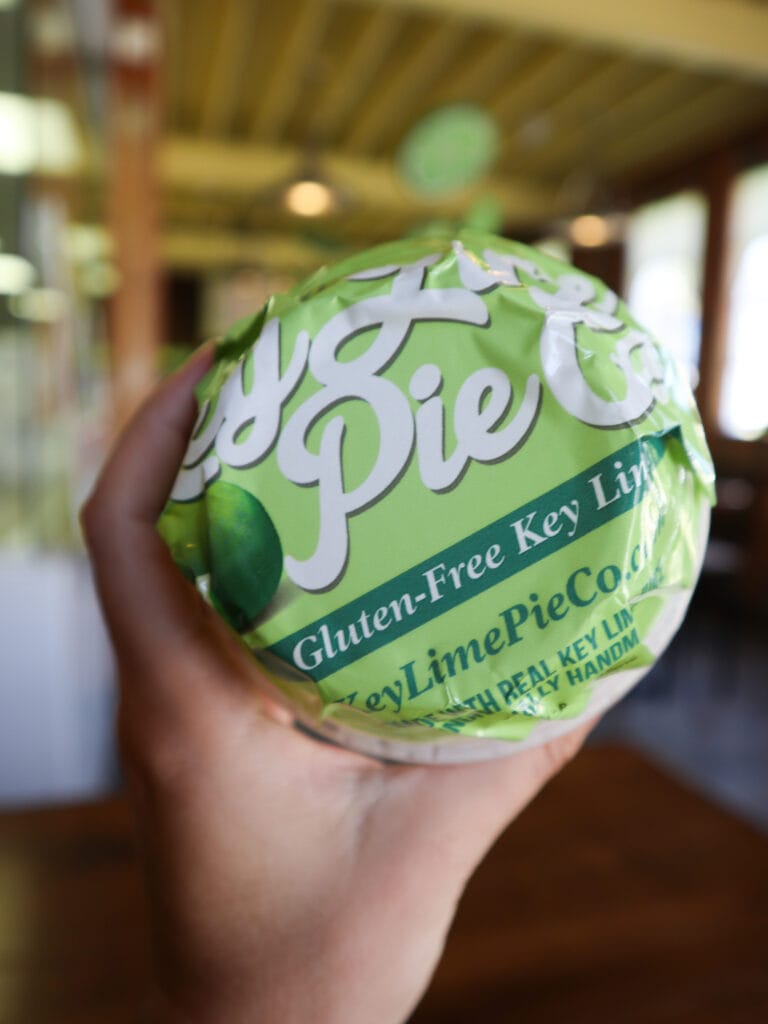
[571,242,625,298]
[107,0,163,430]
[696,154,737,440]
[745,485,768,610]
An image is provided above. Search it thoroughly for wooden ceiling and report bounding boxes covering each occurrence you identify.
[158,0,768,273]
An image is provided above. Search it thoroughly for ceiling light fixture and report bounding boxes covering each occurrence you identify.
[569,214,612,248]
[284,179,335,218]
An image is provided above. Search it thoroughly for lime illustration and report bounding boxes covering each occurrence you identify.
[206,481,283,632]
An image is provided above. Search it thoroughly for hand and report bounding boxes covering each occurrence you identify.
[82,346,595,1024]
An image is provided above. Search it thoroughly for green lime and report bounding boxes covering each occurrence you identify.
[206,481,283,632]
[158,499,209,583]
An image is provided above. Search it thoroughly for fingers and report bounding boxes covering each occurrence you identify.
[81,344,217,673]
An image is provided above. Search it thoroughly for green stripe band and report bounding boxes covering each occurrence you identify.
[266,436,664,681]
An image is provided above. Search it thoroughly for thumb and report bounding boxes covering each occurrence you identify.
[82,344,218,677]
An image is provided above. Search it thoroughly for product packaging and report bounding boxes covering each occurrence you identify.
[158,231,715,762]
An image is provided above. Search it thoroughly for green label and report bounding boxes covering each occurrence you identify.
[270,437,663,680]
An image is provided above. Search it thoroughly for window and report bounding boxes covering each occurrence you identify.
[624,191,707,383]
[719,163,768,441]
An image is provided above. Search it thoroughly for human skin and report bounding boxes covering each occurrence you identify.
[81,345,595,1024]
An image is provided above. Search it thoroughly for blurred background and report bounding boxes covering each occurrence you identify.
[0,0,766,826]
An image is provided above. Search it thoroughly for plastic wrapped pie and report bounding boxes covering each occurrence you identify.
[158,230,715,763]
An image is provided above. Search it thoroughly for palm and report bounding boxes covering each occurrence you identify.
[116,598,587,1024]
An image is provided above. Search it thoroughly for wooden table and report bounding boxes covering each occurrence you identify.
[1,746,766,1024]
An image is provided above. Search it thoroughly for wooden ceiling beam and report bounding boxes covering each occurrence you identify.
[603,83,768,177]
[498,57,648,162]
[489,45,595,125]
[161,228,349,273]
[525,68,694,176]
[160,0,185,126]
[343,20,466,152]
[346,0,768,81]
[176,1,224,131]
[162,136,296,194]
[199,0,260,136]
[160,135,563,222]
[312,7,402,142]
[427,33,531,108]
[251,0,330,140]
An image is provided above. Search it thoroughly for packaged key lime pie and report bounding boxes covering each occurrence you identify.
[158,231,715,763]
